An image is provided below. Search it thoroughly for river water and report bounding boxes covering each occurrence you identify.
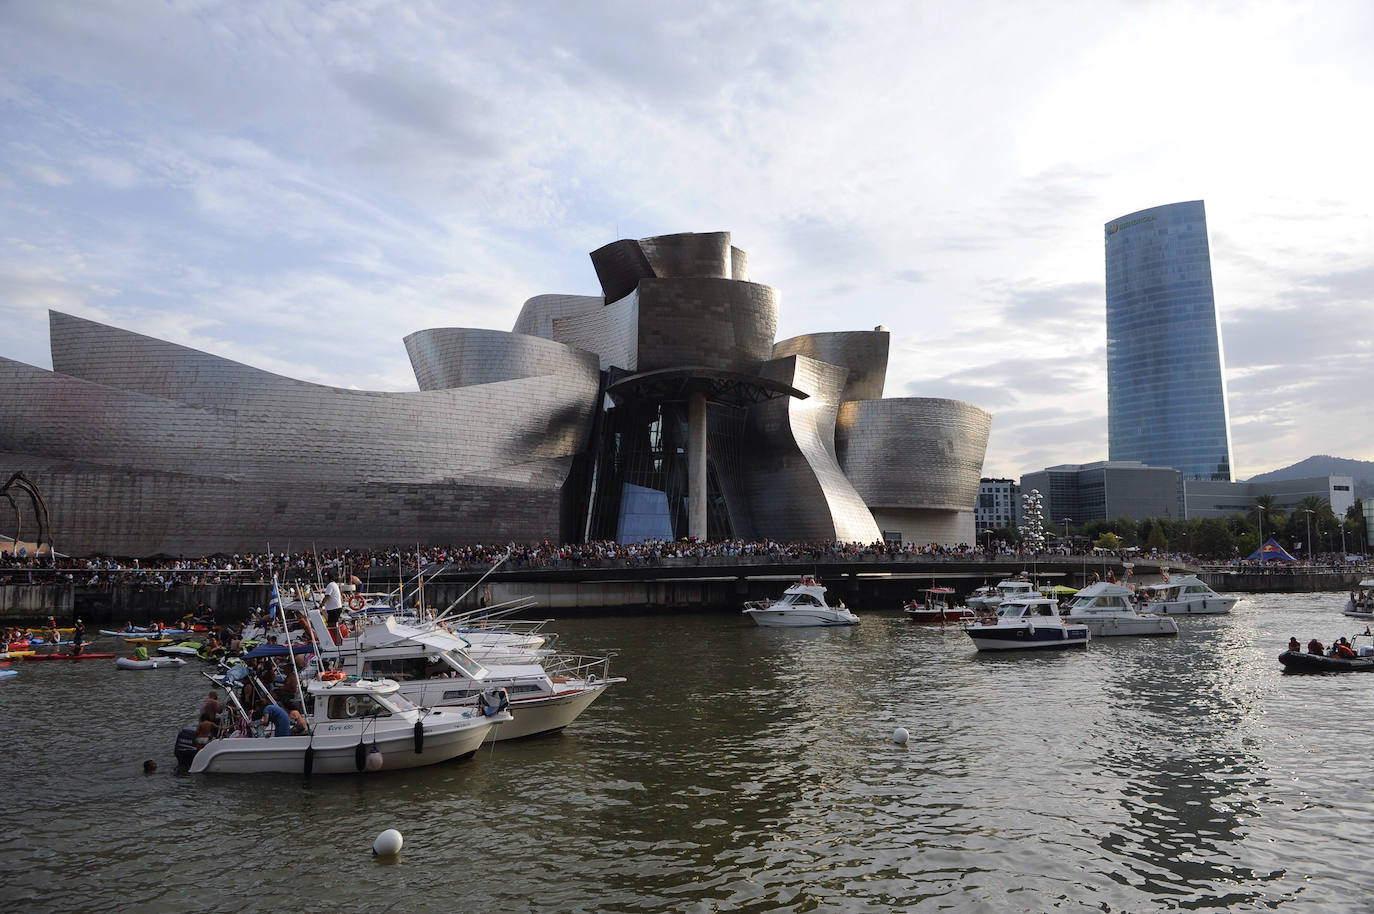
[2,591,1371,912]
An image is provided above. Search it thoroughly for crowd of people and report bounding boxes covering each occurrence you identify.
[0,536,1220,588]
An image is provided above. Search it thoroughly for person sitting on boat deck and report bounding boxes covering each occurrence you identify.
[288,708,309,735]
[253,703,292,737]
[1334,638,1358,660]
[1287,637,1301,653]
[1307,638,1325,655]
[132,644,148,662]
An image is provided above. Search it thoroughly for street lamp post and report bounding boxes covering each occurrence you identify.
[1064,518,1072,552]
[1256,505,1266,556]
[1304,509,1314,565]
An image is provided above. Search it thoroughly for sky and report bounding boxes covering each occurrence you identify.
[2,0,1372,481]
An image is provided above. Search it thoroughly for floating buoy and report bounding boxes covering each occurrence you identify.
[372,828,403,857]
[892,727,909,745]
[366,746,384,771]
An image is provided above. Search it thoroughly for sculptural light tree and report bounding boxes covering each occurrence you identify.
[1019,489,1046,552]
[1,472,53,559]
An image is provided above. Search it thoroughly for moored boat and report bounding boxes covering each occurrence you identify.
[904,587,971,623]
[1137,575,1237,615]
[964,576,1036,611]
[743,576,859,627]
[186,675,509,774]
[962,595,1089,651]
[1342,580,1374,619]
[1061,582,1179,637]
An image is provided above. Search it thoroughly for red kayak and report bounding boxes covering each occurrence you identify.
[24,652,115,661]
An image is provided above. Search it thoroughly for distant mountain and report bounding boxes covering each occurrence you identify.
[1245,455,1374,500]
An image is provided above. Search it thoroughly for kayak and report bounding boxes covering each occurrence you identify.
[157,645,201,656]
[1278,649,1374,673]
[24,652,115,661]
[121,636,172,646]
[0,651,35,660]
[0,669,16,680]
[116,656,187,670]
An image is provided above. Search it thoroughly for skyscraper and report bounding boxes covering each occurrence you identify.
[1105,200,1234,481]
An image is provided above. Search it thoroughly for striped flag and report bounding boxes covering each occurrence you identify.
[269,576,282,617]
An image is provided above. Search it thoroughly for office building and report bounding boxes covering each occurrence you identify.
[975,478,1020,533]
[1020,461,1180,525]
[1105,200,1234,481]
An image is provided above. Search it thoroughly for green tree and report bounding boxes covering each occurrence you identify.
[1095,531,1121,551]
[1192,518,1235,559]
[1146,524,1168,553]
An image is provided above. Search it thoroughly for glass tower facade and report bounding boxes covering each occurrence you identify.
[1105,200,1234,481]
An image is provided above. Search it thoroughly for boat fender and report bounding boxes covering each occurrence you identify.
[304,745,315,778]
[413,720,424,755]
[1202,599,1207,610]
[355,741,367,772]
[1027,620,1035,636]
[366,746,384,770]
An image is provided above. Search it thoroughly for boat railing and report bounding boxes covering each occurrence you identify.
[544,651,619,683]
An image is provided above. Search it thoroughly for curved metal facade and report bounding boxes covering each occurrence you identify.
[773,330,889,402]
[404,327,598,391]
[0,230,993,553]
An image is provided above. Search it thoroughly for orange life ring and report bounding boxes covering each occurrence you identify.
[320,670,345,681]
[348,594,365,611]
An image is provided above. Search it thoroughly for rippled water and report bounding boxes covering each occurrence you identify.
[3,592,1372,912]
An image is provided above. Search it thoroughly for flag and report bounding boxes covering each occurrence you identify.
[269,575,282,617]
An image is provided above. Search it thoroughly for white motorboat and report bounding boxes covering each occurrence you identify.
[1060,582,1179,637]
[1342,580,1374,618]
[965,577,1037,611]
[742,577,859,627]
[311,614,624,742]
[186,675,508,774]
[904,587,972,623]
[962,595,1089,651]
[115,656,187,670]
[1137,575,1237,615]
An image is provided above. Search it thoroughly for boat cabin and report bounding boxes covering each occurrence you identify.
[1141,576,1216,602]
[1065,582,1137,614]
[995,596,1063,620]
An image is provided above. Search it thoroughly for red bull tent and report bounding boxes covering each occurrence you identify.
[1246,537,1298,562]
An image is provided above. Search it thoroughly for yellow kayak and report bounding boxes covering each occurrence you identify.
[1,650,36,659]
[125,637,172,646]
[24,627,74,638]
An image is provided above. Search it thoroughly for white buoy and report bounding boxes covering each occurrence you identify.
[892,727,909,745]
[372,828,404,857]
[365,747,384,771]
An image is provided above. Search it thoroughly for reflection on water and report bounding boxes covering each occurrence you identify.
[4,593,1373,911]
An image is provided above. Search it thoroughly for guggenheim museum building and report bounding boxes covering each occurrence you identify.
[0,232,991,556]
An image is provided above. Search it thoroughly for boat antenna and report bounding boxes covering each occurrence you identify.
[434,552,508,625]
[273,573,309,715]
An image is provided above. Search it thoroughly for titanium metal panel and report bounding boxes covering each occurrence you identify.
[637,232,733,279]
[512,294,604,339]
[404,327,599,391]
[773,331,889,402]
[835,398,990,512]
[744,355,881,543]
[635,278,777,374]
[589,239,655,303]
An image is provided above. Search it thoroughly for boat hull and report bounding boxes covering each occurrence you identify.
[905,608,972,623]
[398,679,622,741]
[744,608,859,627]
[1278,650,1374,674]
[1151,596,1236,615]
[188,710,503,774]
[963,623,1089,651]
[1063,616,1178,638]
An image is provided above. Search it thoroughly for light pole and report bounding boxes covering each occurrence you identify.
[1064,518,1072,551]
[1256,505,1266,557]
[1304,509,1314,565]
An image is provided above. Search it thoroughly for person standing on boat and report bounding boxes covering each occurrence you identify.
[71,618,85,655]
[319,572,344,640]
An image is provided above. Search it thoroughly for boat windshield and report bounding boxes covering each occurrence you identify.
[782,593,823,606]
[441,650,487,677]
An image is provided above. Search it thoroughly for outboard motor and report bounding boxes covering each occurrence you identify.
[478,687,510,717]
[173,726,198,766]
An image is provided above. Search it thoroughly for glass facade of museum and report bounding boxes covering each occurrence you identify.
[1105,200,1234,481]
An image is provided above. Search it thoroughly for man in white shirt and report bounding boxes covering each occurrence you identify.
[319,573,344,637]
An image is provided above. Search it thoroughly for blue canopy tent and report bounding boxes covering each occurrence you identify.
[1246,538,1298,562]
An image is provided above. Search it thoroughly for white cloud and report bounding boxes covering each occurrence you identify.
[0,0,1371,484]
